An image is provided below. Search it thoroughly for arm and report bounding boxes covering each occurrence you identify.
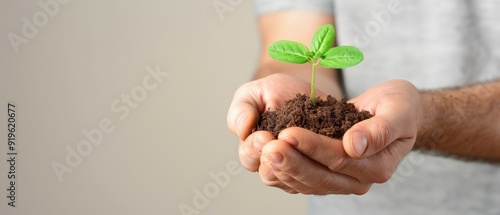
[256,11,342,98]
[229,8,500,196]
[416,81,500,161]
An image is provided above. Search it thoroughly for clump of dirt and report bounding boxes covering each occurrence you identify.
[254,94,373,139]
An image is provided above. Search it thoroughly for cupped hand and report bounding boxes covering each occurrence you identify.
[227,73,328,171]
[228,77,420,195]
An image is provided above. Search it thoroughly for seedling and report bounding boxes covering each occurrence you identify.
[268,24,364,105]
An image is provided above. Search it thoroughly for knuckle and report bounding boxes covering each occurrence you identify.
[260,176,279,187]
[352,184,372,195]
[238,149,258,172]
[300,188,318,195]
[372,170,393,183]
[284,188,299,194]
[371,148,400,183]
[240,161,258,172]
[261,177,295,194]
[281,161,302,176]
[307,174,348,195]
[402,80,418,94]
[278,174,297,185]
[374,119,393,149]
[314,177,341,195]
[327,156,351,173]
[258,166,280,187]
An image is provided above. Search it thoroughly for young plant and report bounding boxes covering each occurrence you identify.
[268,24,364,105]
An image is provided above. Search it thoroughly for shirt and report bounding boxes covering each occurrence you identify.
[254,0,500,214]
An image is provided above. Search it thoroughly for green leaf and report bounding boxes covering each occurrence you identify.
[307,51,315,58]
[268,40,310,64]
[310,24,335,58]
[319,46,364,68]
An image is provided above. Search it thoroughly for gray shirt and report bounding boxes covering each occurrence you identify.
[254,0,500,214]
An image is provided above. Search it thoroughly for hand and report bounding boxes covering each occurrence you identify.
[227,73,329,171]
[261,80,421,194]
[228,77,420,195]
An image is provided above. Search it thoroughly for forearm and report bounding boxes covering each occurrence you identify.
[255,11,343,98]
[415,81,500,161]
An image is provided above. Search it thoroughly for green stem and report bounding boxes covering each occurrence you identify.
[311,60,317,105]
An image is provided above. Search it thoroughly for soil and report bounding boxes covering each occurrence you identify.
[254,94,373,139]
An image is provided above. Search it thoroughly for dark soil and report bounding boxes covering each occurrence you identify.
[254,94,373,139]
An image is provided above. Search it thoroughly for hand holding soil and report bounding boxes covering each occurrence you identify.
[227,78,420,194]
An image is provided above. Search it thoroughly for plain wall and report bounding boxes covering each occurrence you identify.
[0,0,307,214]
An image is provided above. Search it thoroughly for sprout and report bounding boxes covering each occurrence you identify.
[268,24,364,105]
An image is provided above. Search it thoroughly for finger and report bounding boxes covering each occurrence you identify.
[227,85,263,140]
[278,128,409,184]
[238,131,275,172]
[261,139,368,195]
[258,158,299,194]
[277,127,369,180]
[361,138,414,183]
[259,139,314,194]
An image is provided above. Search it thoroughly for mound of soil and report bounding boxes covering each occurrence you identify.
[254,94,373,139]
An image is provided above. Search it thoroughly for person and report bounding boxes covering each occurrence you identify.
[227,0,500,214]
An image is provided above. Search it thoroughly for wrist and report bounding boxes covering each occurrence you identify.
[414,91,443,151]
[414,82,500,161]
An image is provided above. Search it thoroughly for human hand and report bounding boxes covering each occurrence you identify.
[228,78,420,195]
[227,73,329,171]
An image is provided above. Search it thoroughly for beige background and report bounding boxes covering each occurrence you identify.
[0,0,307,214]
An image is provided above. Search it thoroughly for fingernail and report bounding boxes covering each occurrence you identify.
[236,114,247,137]
[264,153,283,172]
[352,132,367,157]
[264,153,283,164]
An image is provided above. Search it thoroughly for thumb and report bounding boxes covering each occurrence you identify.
[227,102,260,140]
[227,85,264,140]
[343,115,399,159]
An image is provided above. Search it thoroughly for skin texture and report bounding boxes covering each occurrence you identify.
[226,11,500,195]
[416,82,500,161]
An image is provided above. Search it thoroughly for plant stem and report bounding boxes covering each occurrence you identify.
[310,60,317,105]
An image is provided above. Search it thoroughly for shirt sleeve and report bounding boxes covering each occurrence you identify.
[254,0,334,16]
